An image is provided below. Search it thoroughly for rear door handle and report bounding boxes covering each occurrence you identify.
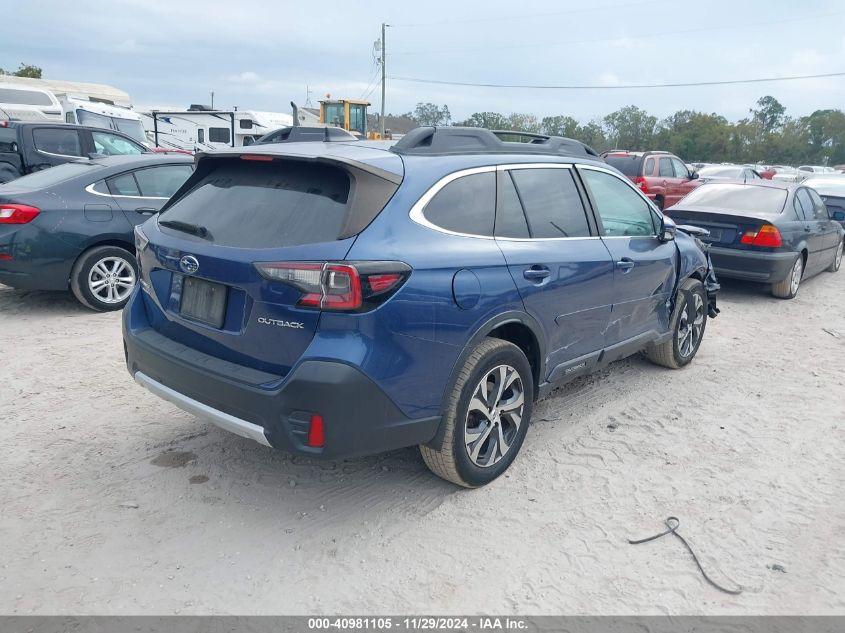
[616,258,635,272]
[523,267,551,281]
[135,207,158,215]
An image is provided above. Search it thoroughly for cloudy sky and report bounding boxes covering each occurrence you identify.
[6,0,845,123]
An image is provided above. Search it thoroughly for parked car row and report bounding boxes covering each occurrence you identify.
[0,126,842,489]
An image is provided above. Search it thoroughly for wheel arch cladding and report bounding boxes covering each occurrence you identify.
[425,311,546,452]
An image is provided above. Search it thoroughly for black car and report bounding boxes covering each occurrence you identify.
[666,180,844,299]
[0,153,193,310]
[0,120,149,184]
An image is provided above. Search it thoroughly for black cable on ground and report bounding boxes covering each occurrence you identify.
[628,516,743,595]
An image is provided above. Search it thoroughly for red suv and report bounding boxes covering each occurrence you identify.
[602,150,700,209]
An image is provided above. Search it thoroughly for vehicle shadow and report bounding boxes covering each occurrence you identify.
[0,285,91,316]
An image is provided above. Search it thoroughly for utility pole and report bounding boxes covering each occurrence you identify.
[380,22,387,138]
[210,91,214,109]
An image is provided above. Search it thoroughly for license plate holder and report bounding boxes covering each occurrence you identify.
[180,277,228,328]
[701,228,723,242]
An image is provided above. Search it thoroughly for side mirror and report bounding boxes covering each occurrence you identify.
[660,215,677,242]
[689,171,699,180]
[833,210,845,222]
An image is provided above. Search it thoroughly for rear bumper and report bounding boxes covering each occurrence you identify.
[123,309,440,460]
[707,246,797,283]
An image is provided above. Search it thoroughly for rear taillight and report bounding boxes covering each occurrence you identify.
[634,176,649,194]
[0,204,39,224]
[255,261,410,311]
[307,414,325,448]
[740,224,782,248]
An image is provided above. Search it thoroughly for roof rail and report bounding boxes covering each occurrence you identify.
[257,126,357,144]
[390,126,599,158]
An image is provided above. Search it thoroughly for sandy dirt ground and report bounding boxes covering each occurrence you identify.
[1,270,843,616]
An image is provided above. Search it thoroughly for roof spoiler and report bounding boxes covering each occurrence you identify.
[391,126,600,158]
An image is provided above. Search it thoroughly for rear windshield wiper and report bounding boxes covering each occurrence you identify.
[158,219,213,240]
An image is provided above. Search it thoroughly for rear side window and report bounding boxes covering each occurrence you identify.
[807,189,830,220]
[658,158,673,177]
[581,168,656,237]
[133,165,193,197]
[510,168,590,238]
[423,172,495,237]
[209,127,230,144]
[795,188,817,220]
[495,172,530,238]
[108,172,141,196]
[644,157,654,176]
[161,161,353,248]
[33,128,83,157]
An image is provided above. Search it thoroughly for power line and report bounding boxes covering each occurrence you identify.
[390,0,662,27]
[390,11,843,56]
[389,71,845,90]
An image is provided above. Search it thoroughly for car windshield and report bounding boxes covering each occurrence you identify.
[677,183,787,214]
[0,161,98,190]
[698,166,742,178]
[602,154,641,177]
[805,178,845,197]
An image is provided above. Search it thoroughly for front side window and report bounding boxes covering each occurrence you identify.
[92,131,144,156]
[33,128,83,156]
[510,168,590,238]
[581,168,656,237]
[349,104,366,135]
[659,158,673,178]
[133,165,193,198]
[422,171,495,237]
[671,158,688,178]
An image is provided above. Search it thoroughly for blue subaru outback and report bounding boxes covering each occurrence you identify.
[123,127,718,487]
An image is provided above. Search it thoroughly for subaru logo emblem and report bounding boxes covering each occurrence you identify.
[179,255,200,274]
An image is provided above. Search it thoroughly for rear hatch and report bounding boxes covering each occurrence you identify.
[138,149,402,377]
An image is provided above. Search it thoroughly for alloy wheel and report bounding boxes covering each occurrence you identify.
[88,256,136,304]
[790,257,803,295]
[677,292,705,359]
[464,365,524,468]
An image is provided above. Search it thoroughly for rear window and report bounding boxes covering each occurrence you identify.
[160,161,353,248]
[2,162,99,189]
[678,184,787,214]
[698,166,743,179]
[602,154,641,177]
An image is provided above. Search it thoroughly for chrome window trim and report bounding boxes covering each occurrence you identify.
[409,162,577,240]
[84,182,168,201]
[35,148,84,159]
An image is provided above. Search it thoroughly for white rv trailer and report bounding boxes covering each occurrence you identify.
[0,76,147,144]
[140,107,294,152]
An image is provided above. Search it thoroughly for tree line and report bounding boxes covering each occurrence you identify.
[398,96,845,167]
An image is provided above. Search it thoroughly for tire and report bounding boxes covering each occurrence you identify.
[771,254,803,299]
[827,239,843,273]
[420,338,534,488]
[646,277,708,369]
[70,245,138,312]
